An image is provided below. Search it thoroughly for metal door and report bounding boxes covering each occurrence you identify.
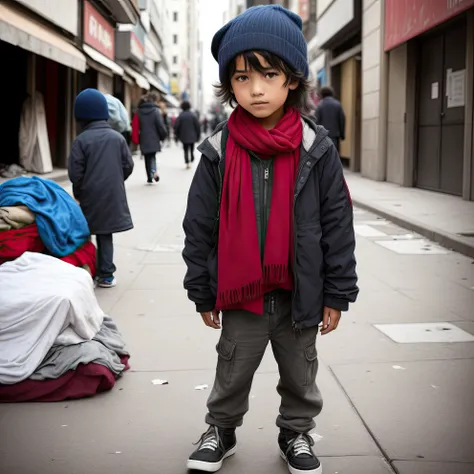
[416,20,466,195]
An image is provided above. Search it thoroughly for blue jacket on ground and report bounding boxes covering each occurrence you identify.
[0,176,90,257]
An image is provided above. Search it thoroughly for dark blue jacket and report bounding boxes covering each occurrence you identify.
[314,97,346,140]
[138,102,168,154]
[68,121,134,235]
[175,110,201,144]
[182,117,358,329]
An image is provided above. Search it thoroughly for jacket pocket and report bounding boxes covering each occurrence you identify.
[216,336,236,386]
[304,343,318,386]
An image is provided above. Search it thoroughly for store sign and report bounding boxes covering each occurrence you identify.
[131,32,145,62]
[84,0,115,60]
[385,0,474,51]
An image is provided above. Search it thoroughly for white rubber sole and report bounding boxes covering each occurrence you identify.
[279,450,323,474]
[186,445,237,472]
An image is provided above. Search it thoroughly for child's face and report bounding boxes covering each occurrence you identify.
[230,53,298,126]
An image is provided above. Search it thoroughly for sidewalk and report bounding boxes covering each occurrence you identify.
[345,172,474,258]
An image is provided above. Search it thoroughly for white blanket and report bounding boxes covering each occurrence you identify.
[0,252,104,384]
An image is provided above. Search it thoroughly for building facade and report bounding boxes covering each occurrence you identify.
[380,0,474,200]
[0,0,140,174]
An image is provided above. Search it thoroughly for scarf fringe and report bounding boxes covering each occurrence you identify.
[217,265,290,309]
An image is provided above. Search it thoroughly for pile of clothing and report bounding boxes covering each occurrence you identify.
[0,177,130,402]
[0,176,95,271]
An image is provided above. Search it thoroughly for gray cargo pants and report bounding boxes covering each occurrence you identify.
[206,291,323,433]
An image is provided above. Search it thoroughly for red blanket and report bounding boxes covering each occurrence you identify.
[0,356,129,402]
[60,240,97,278]
[0,224,96,276]
[0,224,45,264]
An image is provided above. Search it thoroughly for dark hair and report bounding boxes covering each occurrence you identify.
[215,50,313,113]
[181,101,191,111]
[320,86,334,98]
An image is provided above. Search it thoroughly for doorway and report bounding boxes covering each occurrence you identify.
[416,19,467,195]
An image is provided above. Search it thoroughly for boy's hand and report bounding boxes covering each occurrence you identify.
[320,307,341,335]
[201,310,221,329]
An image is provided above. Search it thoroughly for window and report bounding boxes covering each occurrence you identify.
[173,34,178,44]
[173,12,178,21]
[173,56,178,65]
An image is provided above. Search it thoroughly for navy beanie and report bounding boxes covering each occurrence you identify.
[212,5,308,82]
[74,88,109,121]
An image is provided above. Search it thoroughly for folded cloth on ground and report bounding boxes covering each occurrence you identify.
[0,176,89,257]
[60,240,97,278]
[0,356,130,402]
[0,205,35,231]
[0,224,45,264]
[31,317,129,380]
[0,252,104,384]
[0,224,96,277]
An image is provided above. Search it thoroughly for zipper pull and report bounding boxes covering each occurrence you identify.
[264,168,269,180]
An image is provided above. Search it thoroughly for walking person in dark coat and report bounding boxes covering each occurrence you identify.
[174,101,201,169]
[68,88,134,288]
[138,92,168,183]
[314,86,346,152]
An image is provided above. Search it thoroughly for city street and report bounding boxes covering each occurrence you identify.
[0,143,473,474]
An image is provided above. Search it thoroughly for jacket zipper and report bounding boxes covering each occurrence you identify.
[263,163,270,258]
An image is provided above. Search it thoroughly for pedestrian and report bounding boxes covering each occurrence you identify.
[174,101,201,169]
[182,5,358,474]
[313,86,345,153]
[137,92,168,183]
[69,88,134,288]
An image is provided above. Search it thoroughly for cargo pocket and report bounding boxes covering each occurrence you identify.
[304,343,318,387]
[216,336,236,386]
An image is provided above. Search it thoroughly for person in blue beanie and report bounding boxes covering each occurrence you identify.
[69,88,134,288]
[182,5,358,474]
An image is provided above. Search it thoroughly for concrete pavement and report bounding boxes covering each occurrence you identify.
[0,143,473,474]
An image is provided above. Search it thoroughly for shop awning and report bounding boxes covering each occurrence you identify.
[121,64,150,90]
[83,44,124,77]
[164,94,180,108]
[0,2,86,72]
[144,71,169,95]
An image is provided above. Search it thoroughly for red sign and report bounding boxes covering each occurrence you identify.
[130,32,145,62]
[385,0,474,51]
[83,0,115,60]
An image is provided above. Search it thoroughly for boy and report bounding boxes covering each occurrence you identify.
[69,88,134,288]
[182,5,358,474]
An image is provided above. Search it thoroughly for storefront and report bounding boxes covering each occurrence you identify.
[384,0,474,200]
[0,0,85,171]
[317,0,362,169]
[80,0,124,95]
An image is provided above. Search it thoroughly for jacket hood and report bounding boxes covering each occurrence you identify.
[139,102,158,115]
[198,115,328,162]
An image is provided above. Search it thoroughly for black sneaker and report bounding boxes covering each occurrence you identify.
[279,429,322,474]
[187,425,236,472]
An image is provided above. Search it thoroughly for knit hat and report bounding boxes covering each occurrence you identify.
[74,88,109,121]
[211,5,308,82]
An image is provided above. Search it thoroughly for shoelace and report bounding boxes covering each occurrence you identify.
[195,426,221,452]
[287,433,314,457]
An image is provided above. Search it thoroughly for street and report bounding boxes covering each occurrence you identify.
[0,143,473,474]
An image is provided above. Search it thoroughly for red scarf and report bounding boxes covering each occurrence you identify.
[216,106,302,315]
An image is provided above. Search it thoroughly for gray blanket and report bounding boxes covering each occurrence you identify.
[30,317,129,380]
